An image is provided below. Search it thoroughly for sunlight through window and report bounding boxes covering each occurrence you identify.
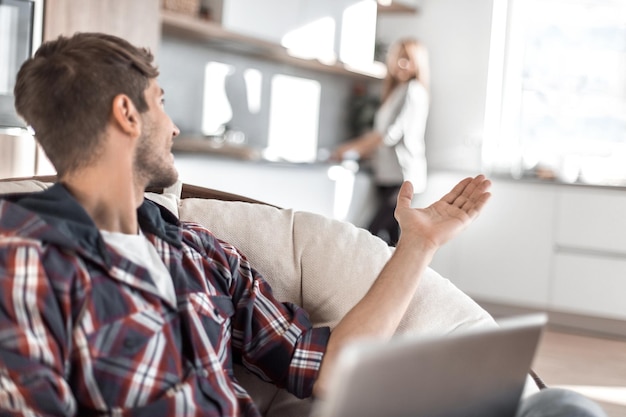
[265,74,320,163]
[485,0,626,185]
[0,5,18,94]
[281,17,336,64]
[202,62,234,135]
[243,69,262,114]
[340,0,377,67]
[327,164,357,221]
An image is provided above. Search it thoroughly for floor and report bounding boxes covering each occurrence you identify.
[531,328,626,417]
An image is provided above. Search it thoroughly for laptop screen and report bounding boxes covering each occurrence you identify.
[311,314,547,417]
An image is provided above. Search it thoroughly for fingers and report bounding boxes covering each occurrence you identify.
[396,180,414,210]
[464,187,491,218]
[442,177,474,205]
[442,175,492,216]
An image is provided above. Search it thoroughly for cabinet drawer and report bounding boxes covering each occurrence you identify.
[455,181,553,307]
[552,252,626,320]
[555,188,626,254]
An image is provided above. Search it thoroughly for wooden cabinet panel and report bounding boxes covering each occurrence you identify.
[44,0,161,53]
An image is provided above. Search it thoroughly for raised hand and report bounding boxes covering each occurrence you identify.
[394,175,492,250]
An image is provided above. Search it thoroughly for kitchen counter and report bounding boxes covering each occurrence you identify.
[172,136,262,161]
[173,152,377,227]
[431,168,626,192]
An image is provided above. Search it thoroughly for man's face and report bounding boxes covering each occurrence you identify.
[134,79,180,189]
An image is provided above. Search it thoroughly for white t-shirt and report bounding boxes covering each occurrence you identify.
[100,229,177,306]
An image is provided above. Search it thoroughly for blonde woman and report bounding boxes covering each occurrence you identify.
[333,38,430,245]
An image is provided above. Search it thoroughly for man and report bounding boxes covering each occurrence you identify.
[0,33,605,417]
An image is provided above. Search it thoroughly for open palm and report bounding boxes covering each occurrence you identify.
[394,175,492,250]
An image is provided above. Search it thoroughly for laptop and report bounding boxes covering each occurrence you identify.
[311,313,548,417]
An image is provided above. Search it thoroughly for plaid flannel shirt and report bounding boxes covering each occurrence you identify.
[0,184,330,416]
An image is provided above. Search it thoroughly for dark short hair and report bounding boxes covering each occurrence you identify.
[14,32,159,176]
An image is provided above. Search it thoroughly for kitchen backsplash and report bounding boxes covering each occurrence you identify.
[158,34,369,154]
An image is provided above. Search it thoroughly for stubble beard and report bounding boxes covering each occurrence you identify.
[135,128,179,189]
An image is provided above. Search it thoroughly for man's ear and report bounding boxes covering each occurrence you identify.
[111,94,141,137]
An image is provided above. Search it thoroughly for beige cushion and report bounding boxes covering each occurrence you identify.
[0,179,51,194]
[179,198,495,334]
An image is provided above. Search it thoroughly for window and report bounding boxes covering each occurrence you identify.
[201,64,321,162]
[484,0,626,185]
[265,74,321,162]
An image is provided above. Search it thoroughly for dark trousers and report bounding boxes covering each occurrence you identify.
[368,184,402,246]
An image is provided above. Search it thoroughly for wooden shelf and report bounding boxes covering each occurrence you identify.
[172,136,261,160]
[377,1,420,13]
[160,10,386,80]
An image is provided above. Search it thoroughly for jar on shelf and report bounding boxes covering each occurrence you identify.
[162,0,200,16]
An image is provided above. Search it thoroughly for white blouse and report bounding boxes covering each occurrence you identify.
[372,79,429,192]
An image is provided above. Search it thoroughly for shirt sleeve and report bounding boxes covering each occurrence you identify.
[233,273,330,399]
[0,242,77,416]
[380,80,429,148]
[188,224,331,399]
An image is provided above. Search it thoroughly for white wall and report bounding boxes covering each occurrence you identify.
[377,0,495,172]
[0,130,37,178]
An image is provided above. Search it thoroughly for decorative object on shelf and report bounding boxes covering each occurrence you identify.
[198,5,212,21]
[374,39,389,63]
[347,81,380,138]
[163,0,200,16]
[198,0,221,22]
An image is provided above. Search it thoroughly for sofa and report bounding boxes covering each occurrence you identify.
[0,176,537,416]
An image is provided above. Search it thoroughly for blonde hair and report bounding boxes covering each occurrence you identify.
[381,38,430,102]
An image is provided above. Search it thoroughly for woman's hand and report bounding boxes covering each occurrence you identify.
[329,131,383,162]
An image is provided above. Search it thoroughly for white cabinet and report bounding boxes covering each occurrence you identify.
[553,253,626,320]
[551,187,626,320]
[554,187,626,254]
[415,172,553,308]
[419,171,626,328]
[452,179,554,307]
